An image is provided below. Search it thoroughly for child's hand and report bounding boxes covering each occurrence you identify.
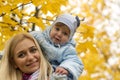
[55,66,69,75]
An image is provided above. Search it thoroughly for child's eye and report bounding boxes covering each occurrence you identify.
[55,27,60,31]
[63,32,69,36]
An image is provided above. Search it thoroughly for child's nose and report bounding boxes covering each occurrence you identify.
[57,31,62,37]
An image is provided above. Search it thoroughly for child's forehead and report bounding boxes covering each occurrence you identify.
[55,22,67,26]
[55,22,70,29]
[55,24,70,30]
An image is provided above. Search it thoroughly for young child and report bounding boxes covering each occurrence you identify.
[30,13,84,80]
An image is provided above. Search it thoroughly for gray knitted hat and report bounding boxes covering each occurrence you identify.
[52,13,80,40]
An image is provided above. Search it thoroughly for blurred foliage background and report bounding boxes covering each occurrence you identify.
[0,0,120,80]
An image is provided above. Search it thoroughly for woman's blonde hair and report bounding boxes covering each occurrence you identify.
[0,32,52,80]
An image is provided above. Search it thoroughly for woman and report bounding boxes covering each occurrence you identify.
[0,32,52,80]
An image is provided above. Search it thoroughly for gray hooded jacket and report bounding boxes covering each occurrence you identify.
[30,26,84,80]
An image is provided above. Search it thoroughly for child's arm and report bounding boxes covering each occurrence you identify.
[59,46,84,80]
[30,31,59,61]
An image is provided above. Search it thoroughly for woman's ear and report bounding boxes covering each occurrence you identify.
[14,64,18,69]
[11,58,18,69]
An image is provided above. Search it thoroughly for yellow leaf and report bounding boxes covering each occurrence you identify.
[76,24,95,39]
[28,17,45,30]
[2,15,17,26]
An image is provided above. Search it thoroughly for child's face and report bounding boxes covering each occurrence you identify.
[13,38,40,74]
[50,25,70,45]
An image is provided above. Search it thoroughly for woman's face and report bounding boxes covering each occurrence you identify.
[13,38,40,74]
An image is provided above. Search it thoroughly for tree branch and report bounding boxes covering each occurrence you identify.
[10,1,33,11]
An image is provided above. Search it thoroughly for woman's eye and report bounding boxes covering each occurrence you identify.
[18,52,25,58]
[30,47,38,53]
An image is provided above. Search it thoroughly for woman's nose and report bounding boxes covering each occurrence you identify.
[27,52,34,60]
